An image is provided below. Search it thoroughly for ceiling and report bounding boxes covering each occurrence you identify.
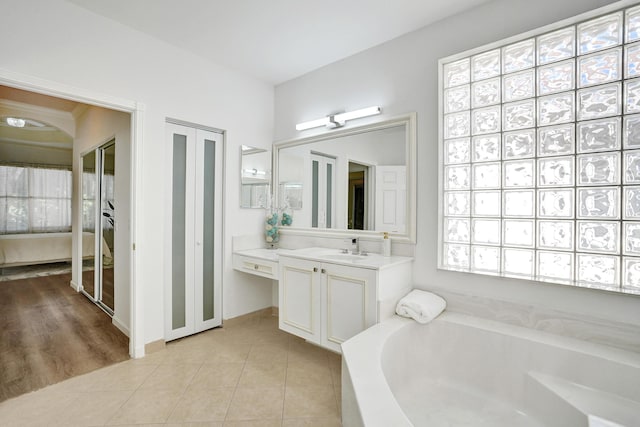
[68,0,490,85]
[0,86,77,152]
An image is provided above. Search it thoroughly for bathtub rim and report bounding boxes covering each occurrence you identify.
[342,311,640,427]
[342,315,414,427]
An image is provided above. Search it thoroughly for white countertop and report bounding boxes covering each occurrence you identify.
[234,247,413,270]
[233,247,281,262]
[277,247,413,270]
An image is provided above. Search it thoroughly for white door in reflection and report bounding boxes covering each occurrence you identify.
[311,153,336,229]
[375,166,406,233]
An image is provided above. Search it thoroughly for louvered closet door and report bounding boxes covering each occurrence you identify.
[165,123,223,341]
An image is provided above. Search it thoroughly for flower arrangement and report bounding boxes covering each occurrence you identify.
[264,196,293,248]
[265,211,280,247]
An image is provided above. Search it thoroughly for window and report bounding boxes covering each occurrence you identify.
[439,5,640,295]
[0,165,72,233]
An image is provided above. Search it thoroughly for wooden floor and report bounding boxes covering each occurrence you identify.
[0,273,129,402]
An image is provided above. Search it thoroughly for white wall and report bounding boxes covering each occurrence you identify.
[0,0,274,346]
[274,0,640,327]
[0,142,72,167]
[73,105,131,332]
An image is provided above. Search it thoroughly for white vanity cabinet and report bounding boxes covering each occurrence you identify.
[278,257,323,343]
[278,251,411,353]
[321,262,377,352]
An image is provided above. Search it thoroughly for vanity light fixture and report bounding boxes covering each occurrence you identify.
[295,116,330,131]
[243,168,267,177]
[295,106,382,131]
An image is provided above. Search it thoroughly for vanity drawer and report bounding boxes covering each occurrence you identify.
[233,254,278,280]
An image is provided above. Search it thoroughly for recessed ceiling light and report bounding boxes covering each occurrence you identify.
[6,117,26,128]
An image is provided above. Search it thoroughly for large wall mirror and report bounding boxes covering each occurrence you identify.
[274,113,416,242]
[240,145,271,208]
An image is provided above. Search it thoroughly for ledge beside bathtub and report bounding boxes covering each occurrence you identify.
[341,315,414,427]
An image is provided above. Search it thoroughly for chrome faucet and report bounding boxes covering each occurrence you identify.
[351,237,359,255]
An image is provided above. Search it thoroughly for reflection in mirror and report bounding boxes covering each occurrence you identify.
[274,114,416,241]
[240,145,271,208]
[348,161,370,230]
[81,141,116,315]
[101,142,115,312]
[81,150,96,297]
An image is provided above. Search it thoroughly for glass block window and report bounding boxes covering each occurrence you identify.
[439,5,640,295]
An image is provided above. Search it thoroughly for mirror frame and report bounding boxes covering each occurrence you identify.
[273,112,417,243]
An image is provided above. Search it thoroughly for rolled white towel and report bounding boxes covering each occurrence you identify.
[395,289,446,324]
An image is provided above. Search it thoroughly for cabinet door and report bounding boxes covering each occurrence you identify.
[278,257,321,343]
[321,263,377,353]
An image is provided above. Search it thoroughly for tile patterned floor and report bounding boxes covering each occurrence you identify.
[0,312,343,426]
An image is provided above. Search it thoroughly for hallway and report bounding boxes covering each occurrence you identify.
[0,273,129,401]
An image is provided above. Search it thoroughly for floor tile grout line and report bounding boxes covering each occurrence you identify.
[220,363,243,423]
[161,359,206,424]
[280,334,291,425]
[102,360,163,426]
[222,342,249,423]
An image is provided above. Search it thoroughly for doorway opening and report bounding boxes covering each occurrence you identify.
[348,161,371,230]
[0,83,135,399]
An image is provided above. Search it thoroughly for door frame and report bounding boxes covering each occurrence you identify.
[0,69,145,358]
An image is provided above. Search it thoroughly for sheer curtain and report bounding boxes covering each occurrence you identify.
[81,171,114,229]
[82,170,96,232]
[0,165,72,234]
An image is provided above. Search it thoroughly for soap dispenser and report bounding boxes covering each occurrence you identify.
[382,232,391,257]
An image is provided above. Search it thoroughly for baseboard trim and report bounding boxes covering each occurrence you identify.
[223,307,275,327]
[145,339,166,354]
[112,316,130,337]
[69,280,82,292]
[132,345,145,359]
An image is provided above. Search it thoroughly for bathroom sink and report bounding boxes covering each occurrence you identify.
[322,253,370,262]
[279,247,400,269]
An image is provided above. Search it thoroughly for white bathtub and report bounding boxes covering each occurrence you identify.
[341,312,640,427]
